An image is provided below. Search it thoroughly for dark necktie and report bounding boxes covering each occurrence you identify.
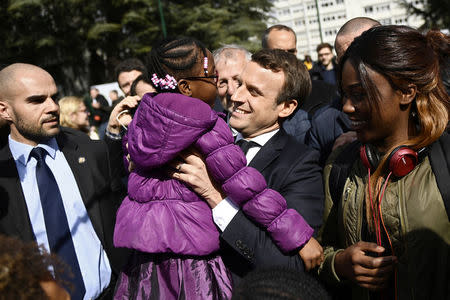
[236,139,259,155]
[31,147,86,299]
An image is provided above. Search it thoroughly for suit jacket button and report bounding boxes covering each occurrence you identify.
[236,240,244,249]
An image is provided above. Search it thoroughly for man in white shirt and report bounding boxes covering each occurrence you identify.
[0,63,125,299]
[173,49,324,283]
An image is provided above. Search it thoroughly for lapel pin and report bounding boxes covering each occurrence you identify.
[78,157,86,164]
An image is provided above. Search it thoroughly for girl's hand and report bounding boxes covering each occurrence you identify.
[168,147,225,209]
[299,237,324,271]
[334,241,397,291]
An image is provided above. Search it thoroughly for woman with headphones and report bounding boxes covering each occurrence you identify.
[318,25,450,299]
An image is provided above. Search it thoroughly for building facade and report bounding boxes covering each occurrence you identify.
[269,0,424,60]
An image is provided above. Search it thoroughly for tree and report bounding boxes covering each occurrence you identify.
[1,0,272,95]
[399,0,450,30]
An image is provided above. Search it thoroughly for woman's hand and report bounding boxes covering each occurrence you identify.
[334,241,397,291]
[299,237,324,271]
[169,148,225,209]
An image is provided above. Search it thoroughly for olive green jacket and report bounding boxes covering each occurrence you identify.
[318,147,450,299]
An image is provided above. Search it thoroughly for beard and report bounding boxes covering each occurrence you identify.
[14,114,60,143]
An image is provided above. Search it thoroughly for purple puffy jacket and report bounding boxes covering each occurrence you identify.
[113,93,313,256]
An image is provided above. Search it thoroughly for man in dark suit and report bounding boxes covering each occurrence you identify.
[0,63,125,299]
[174,49,324,283]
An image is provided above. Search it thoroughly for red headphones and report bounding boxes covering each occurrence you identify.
[360,144,419,177]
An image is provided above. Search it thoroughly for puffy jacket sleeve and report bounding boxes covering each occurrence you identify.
[195,118,313,253]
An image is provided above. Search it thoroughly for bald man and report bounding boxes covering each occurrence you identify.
[262,24,297,56]
[334,17,380,63]
[305,17,380,165]
[0,63,127,299]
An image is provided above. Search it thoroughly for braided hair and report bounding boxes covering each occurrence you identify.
[147,37,209,93]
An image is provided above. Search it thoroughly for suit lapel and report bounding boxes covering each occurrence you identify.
[0,143,35,241]
[248,130,287,172]
[56,131,106,244]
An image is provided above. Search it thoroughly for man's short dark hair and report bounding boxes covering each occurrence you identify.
[261,25,297,49]
[251,49,311,109]
[114,58,147,82]
[316,43,333,53]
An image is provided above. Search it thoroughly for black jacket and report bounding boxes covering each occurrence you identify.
[0,127,129,295]
[220,129,324,283]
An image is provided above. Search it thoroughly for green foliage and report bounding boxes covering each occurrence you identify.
[87,23,122,40]
[399,0,450,30]
[1,0,272,95]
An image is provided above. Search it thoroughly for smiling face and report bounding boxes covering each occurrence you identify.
[229,61,287,138]
[0,67,60,146]
[216,50,248,112]
[341,60,412,152]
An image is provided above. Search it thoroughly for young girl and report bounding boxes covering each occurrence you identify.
[114,37,321,299]
[318,26,449,299]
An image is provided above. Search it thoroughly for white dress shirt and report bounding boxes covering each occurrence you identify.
[212,129,279,231]
[9,136,111,300]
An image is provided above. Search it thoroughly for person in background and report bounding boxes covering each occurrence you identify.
[310,43,338,87]
[303,54,313,71]
[114,58,147,97]
[108,90,123,109]
[129,73,156,98]
[262,24,298,56]
[262,25,311,142]
[262,24,336,123]
[305,17,381,166]
[87,87,110,139]
[103,58,149,188]
[213,44,251,115]
[59,96,99,140]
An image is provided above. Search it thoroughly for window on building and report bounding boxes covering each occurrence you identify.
[364,6,373,13]
[321,1,334,7]
[307,2,316,10]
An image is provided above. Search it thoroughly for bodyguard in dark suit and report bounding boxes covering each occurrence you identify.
[0,63,125,299]
[173,49,324,283]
